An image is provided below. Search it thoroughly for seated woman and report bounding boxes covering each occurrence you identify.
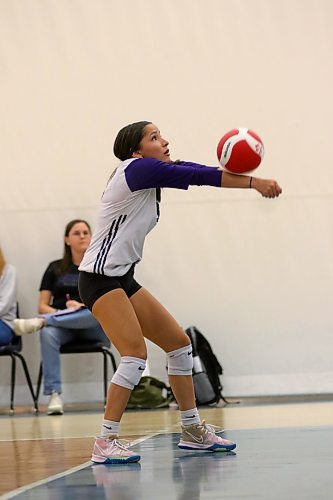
[1,247,48,342]
[14,219,110,415]
[0,247,18,346]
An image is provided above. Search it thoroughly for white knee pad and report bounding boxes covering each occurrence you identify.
[111,356,146,390]
[167,344,193,376]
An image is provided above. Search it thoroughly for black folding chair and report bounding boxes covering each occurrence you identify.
[0,334,38,414]
[36,340,117,406]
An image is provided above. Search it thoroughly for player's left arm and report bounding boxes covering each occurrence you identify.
[221,170,282,199]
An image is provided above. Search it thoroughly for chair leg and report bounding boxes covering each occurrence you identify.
[14,353,39,412]
[10,354,16,414]
[102,351,108,406]
[36,363,43,401]
[101,348,117,407]
[105,349,117,373]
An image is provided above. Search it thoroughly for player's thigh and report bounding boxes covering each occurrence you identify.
[129,287,190,352]
[92,288,147,358]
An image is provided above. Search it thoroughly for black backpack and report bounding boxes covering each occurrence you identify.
[186,326,229,406]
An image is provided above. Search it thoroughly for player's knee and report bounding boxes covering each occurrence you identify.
[111,356,146,390]
[167,344,193,376]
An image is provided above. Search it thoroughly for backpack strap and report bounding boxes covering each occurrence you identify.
[187,325,239,406]
[145,376,168,390]
[187,326,198,356]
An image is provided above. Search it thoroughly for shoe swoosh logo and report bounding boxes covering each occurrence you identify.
[190,434,204,443]
[187,351,192,355]
[103,425,112,430]
[138,367,145,371]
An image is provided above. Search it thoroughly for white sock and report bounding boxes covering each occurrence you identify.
[180,408,201,427]
[101,419,120,437]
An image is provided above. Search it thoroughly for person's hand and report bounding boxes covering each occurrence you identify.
[65,299,83,309]
[252,178,282,198]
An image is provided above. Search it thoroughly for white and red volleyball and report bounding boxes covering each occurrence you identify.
[217,128,264,174]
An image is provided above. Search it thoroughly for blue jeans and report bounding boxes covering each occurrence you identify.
[0,319,14,346]
[40,308,110,395]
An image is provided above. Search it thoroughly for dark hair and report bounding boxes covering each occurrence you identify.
[113,121,151,161]
[55,219,91,275]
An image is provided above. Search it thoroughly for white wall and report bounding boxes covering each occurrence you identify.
[1,0,333,404]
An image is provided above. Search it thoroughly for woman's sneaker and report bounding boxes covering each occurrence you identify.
[13,318,44,335]
[47,391,64,415]
[92,436,141,464]
[178,421,236,452]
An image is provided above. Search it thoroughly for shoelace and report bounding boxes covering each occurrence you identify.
[201,420,224,434]
[98,436,132,451]
[180,420,224,435]
[112,439,132,451]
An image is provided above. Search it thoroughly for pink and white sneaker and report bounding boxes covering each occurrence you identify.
[92,436,141,464]
[178,421,236,452]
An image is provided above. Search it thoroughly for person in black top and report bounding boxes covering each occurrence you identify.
[37,219,109,415]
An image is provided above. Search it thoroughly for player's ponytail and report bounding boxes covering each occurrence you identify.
[113,121,151,161]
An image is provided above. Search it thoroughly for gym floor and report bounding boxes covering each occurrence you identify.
[1,397,333,499]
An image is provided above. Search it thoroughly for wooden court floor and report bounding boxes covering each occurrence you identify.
[1,399,333,498]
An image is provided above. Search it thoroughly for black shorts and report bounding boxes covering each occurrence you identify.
[78,265,142,311]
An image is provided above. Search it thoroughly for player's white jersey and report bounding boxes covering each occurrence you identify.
[79,157,221,276]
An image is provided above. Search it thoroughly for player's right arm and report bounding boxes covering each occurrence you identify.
[125,157,282,198]
[221,171,282,198]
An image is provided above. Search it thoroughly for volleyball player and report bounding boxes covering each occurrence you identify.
[79,121,282,464]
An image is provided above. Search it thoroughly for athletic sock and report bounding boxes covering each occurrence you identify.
[180,408,201,427]
[100,419,120,437]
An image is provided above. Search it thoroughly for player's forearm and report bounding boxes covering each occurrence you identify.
[220,171,252,188]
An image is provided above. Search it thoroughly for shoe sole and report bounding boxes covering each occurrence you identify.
[91,455,141,464]
[178,441,236,452]
[47,410,64,415]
